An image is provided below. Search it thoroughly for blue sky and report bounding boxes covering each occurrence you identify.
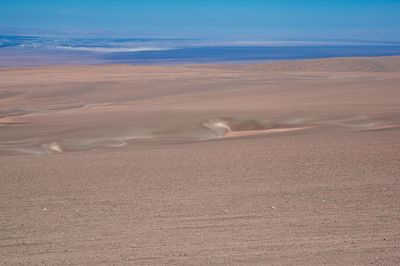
[1,0,400,40]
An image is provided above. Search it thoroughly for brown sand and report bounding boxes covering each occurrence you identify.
[1,57,400,265]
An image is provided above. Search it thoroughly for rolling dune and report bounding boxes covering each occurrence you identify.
[1,57,400,265]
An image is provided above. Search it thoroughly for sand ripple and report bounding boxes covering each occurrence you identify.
[0,115,399,155]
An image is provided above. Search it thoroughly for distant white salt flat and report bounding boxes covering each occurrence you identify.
[54,46,173,53]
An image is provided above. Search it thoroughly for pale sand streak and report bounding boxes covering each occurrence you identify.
[223,127,310,138]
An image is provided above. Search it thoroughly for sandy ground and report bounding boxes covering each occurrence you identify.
[1,57,400,265]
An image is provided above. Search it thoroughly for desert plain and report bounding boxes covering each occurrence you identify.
[1,56,400,265]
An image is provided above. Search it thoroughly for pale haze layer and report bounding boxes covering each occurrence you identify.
[1,0,400,40]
